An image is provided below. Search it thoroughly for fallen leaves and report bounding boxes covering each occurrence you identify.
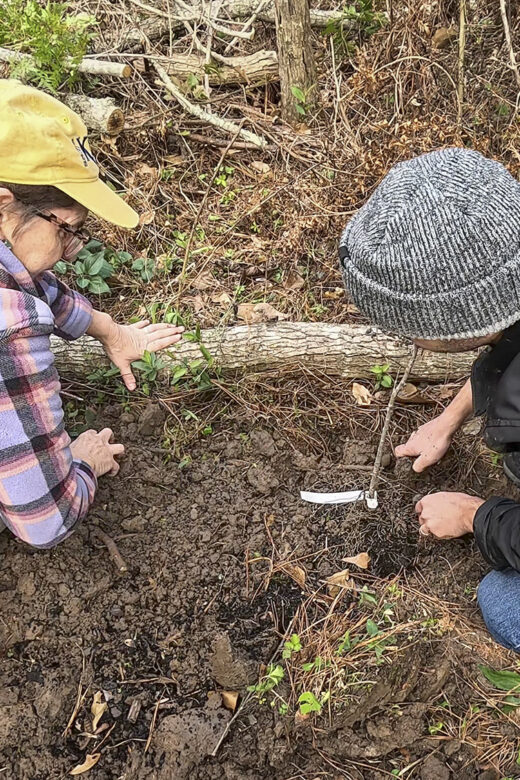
[221,690,239,712]
[91,691,107,732]
[192,271,217,291]
[352,382,372,406]
[326,569,356,598]
[284,270,305,291]
[70,754,101,775]
[251,160,271,175]
[342,552,370,570]
[282,563,306,589]
[237,302,288,324]
[138,209,155,226]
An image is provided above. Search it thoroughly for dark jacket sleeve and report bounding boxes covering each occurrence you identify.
[474,497,520,571]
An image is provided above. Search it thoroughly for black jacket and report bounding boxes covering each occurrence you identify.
[471,320,520,569]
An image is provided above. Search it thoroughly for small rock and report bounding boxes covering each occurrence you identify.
[57,583,70,599]
[247,464,279,495]
[381,452,393,468]
[137,403,166,437]
[121,516,146,533]
[249,430,276,457]
[110,706,122,718]
[420,755,450,780]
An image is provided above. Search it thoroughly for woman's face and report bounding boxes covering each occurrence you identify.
[0,189,88,276]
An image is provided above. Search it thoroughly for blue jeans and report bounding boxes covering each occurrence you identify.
[478,569,520,651]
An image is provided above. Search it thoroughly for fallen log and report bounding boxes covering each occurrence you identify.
[0,47,131,79]
[51,323,477,382]
[63,95,125,135]
[122,1,357,48]
[165,49,278,85]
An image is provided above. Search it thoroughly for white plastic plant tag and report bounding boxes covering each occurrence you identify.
[300,489,379,509]
[300,489,364,505]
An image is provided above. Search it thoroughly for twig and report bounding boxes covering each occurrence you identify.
[63,650,88,737]
[224,0,269,53]
[153,61,268,148]
[500,0,520,89]
[180,131,274,150]
[145,697,166,752]
[368,345,418,500]
[94,528,129,574]
[456,0,466,125]
[176,126,244,305]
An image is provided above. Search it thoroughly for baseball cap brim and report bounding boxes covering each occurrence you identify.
[57,177,139,229]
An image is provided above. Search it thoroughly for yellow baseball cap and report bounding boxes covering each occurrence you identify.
[0,79,139,228]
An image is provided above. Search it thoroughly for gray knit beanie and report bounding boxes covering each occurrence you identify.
[339,147,520,340]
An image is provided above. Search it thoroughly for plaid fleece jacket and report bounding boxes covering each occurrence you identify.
[0,240,96,548]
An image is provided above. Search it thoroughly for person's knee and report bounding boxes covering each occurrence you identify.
[478,569,520,651]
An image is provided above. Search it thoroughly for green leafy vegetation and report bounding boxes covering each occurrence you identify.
[323,1,386,56]
[282,634,302,660]
[0,0,96,91]
[59,240,114,295]
[370,363,393,390]
[298,690,330,715]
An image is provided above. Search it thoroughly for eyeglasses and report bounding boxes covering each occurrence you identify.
[34,210,91,247]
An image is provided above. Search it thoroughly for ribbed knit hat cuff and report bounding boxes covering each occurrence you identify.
[342,252,520,340]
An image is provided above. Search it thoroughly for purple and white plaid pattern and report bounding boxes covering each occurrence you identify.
[0,241,96,548]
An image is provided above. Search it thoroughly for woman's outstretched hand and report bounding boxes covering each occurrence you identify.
[394,416,454,473]
[101,319,184,390]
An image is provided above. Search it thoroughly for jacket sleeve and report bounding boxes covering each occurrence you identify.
[473,497,520,571]
[36,272,93,341]
[0,326,97,549]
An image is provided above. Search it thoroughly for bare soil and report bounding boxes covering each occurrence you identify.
[0,399,517,779]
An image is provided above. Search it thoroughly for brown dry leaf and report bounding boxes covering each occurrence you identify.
[211,291,232,306]
[138,210,155,226]
[192,271,217,291]
[135,162,158,179]
[70,753,101,775]
[284,564,306,589]
[237,303,288,324]
[432,26,458,49]
[326,569,355,597]
[251,160,271,175]
[184,294,205,314]
[221,691,239,712]
[342,552,370,570]
[163,154,185,166]
[352,383,372,407]
[91,692,107,732]
[284,270,305,291]
[345,304,360,314]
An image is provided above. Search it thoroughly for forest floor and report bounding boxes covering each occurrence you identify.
[2,0,520,778]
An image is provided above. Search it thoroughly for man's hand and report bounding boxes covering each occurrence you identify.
[415,492,485,539]
[395,416,454,472]
[70,428,125,477]
[101,319,184,391]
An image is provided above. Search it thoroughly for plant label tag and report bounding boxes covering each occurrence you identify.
[300,489,379,509]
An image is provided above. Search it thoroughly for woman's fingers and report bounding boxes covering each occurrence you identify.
[395,438,420,458]
[142,323,185,335]
[109,443,125,456]
[133,320,151,329]
[148,333,184,351]
[99,427,114,443]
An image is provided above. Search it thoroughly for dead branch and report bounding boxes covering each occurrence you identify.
[457,0,466,125]
[50,323,476,383]
[368,346,418,501]
[93,529,129,574]
[499,0,520,89]
[165,49,278,85]
[0,47,131,78]
[63,95,125,135]
[153,60,269,147]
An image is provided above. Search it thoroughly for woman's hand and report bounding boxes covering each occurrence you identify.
[395,416,455,473]
[415,492,484,538]
[100,319,184,391]
[70,428,125,477]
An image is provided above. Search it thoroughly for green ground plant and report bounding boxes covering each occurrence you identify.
[370,363,393,390]
[0,0,96,91]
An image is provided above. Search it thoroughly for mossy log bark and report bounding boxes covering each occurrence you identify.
[51,323,476,382]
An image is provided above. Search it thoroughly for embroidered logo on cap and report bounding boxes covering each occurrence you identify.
[72,136,97,168]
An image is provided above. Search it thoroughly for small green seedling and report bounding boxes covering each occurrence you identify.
[56,240,115,294]
[282,634,302,660]
[298,690,330,715]
[370,363,393,390]
[132,256,155,282]
[247,664,284,699]
[290,85,312,116]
